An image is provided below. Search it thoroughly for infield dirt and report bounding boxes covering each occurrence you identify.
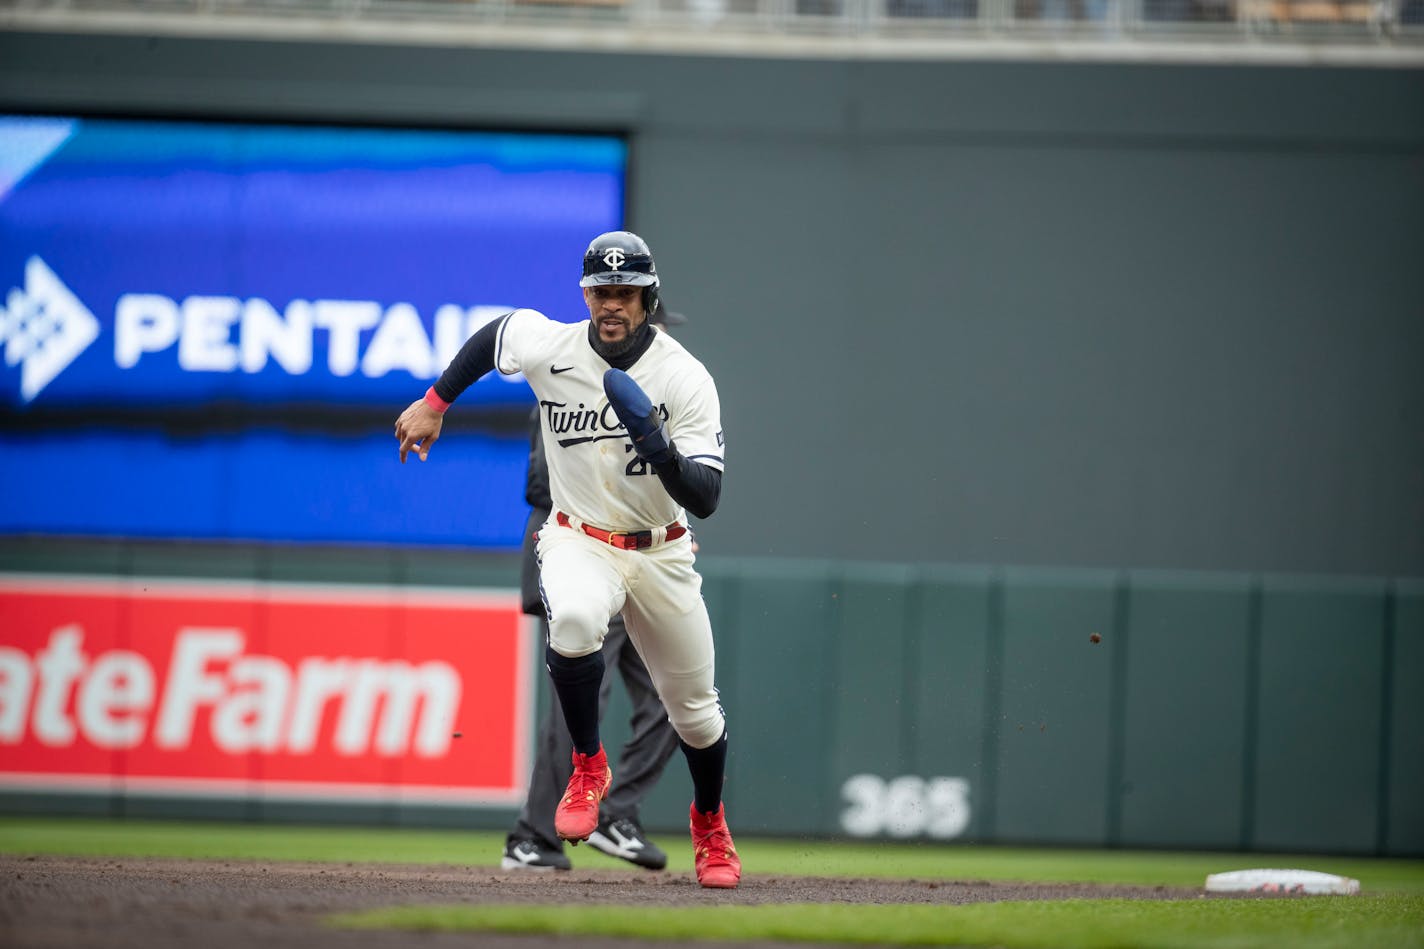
[1,854,1198,949]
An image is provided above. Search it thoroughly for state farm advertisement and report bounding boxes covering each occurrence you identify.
[0,574,533,805]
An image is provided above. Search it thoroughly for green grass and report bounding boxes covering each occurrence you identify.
[0,816,515,865]
[332,896,1424,949]
[3,817,1421,893]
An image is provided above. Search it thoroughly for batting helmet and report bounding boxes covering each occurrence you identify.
[580,231,660,316]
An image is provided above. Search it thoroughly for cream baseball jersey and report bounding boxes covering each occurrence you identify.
[496,308,725,531]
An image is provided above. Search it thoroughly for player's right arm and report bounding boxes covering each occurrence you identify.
[394,312,508,463]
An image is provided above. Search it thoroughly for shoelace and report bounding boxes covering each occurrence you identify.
[694,821,735,858]
[564,762,605,803]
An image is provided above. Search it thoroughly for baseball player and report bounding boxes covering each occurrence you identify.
[503,304,688,871]
[394,231,740,889]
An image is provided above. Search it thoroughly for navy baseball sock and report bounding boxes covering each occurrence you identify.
[545,647,604,757]
[680,730,728,815]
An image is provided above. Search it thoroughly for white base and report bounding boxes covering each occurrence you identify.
[1205,868,1360,895]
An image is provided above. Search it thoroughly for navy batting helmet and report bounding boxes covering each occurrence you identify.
[581,231,660,316]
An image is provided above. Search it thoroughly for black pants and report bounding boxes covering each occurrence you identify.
[506,613,680,851]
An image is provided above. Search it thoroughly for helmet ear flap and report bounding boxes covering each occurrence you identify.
[643,283,660,320]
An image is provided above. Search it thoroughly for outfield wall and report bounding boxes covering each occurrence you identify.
[685,559,1423,857]
[2,540,1418,856]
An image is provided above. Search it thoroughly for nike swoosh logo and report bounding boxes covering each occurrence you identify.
[551,365,574,374]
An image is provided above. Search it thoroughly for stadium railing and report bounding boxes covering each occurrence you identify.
[2,0,1420,49]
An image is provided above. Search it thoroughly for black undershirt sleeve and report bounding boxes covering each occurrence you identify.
[651,453,722,520]
[431,314,507,405]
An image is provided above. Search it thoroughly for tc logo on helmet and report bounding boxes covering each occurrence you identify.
[602,247,626,270]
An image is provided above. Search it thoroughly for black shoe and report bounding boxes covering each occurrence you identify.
[587,816,668,870]
[501,838,572,871]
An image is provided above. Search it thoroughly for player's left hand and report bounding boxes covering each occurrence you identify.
[394,399,444,463]
[604,369,674,465]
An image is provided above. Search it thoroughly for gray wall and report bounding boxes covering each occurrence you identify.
[3,32,1421,575]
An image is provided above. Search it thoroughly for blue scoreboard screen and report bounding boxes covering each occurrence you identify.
[0,115,627,547]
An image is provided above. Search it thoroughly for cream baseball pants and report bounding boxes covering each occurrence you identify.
[536,518,725,750]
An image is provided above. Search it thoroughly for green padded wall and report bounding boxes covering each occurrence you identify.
[1117,573,1253,850]
[830,565,918,790]
[992,568,1118,846]
[717,558,839,836]
[912,567,996,842]
[1251,577,1389,853]
[1387,581,1424,855]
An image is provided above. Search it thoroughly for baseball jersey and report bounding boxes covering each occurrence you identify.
[496,309,725,532]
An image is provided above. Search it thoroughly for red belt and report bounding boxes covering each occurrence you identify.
[556,511,687,550]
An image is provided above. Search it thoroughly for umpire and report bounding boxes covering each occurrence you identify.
[501,305,687,872]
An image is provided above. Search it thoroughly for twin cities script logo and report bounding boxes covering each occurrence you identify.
[541,398,669,449]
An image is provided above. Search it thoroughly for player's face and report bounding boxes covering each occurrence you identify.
[584,285,647,345]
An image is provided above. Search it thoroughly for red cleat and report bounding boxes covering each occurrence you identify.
[555,745,612,843]
[690,802,741,889]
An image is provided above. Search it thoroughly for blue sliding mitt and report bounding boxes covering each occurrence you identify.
[604,369,674,464]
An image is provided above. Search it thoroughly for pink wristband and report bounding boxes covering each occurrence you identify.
[423,386,451,414]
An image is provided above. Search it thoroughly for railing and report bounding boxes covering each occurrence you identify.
[2,0,1421,56]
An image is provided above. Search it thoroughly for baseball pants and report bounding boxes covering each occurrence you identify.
[537,520,725,750]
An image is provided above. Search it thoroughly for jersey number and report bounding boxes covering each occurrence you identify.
[624,444,650,477]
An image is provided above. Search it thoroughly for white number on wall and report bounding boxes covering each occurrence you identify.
[840,774,971,839]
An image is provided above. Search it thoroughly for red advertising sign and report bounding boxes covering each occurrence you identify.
[0,574,533,805]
